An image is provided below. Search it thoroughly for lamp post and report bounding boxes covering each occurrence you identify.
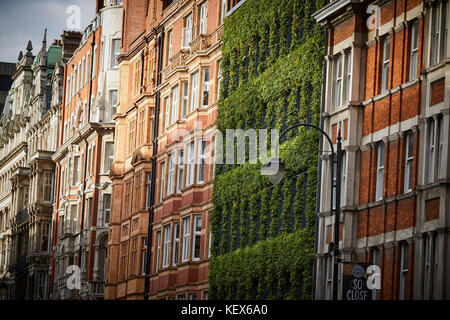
[262,123,342,300]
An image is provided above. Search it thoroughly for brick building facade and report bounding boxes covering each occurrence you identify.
[106,0,235,300]
[50,1,122,300]
[314,0,450,299]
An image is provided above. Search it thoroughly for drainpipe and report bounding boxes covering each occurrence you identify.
[312,27,329,300]
[77,28,95,298]
[144,27,164,300]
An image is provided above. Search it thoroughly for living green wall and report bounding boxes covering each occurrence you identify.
[209,0,325,300]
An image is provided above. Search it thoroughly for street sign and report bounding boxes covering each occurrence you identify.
[342,262,372,300]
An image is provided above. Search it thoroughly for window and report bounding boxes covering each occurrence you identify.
[103,194,111,225]
[160,162,165,202]
[404,132,414,192]
[217,61,222,100]
[176,149,184,193]
[186,141,195,186]
[85,198,92,228]
[155,231,161,272]
[69,204,78,233]
[141,237,148,275]
[334,54,343,108]
[181,82,188,119]
[119,242,127,280]
[127,119,136,155]
[92,45,97,78]
[341,151,347,205]
[43,172,54,202]
[37,272,47,299]
[208,229,212,258]
[110,90,118,117]
[220,0,227,24]
[197,140,206,184]
[104,142,114,173]
[190,71,199,112]
[41,222,50,252]
[167,29,173,61]
[426,119,435,183]
[85,52,90,84]
[325,254,333,300]
[409,20,419,81]
[192,216,202,260]
[182,216,190,262]
[138,109,146,146]
[183,14,193,48]
[164,97,170,130]
[199,2,207,35]
[162,225,171,268]
[146,172,152,209]
[111,39,120,68]
[399,242,409,300]
[372,247,380,300]
[375,143,385,201]
[72,156,79,185]
[437,117,444,179]
[344,51,352,103]
[432,235,439,299]
[167,153,175,196]
[173,223,180,266]
[189,293,198,300]
[423,234,431,299]
[381,36,390,93]
[133,59,142,96]
[430,1,448,65]
[171,85,179,123]
[201,67,210,107]
[129,238,137,276]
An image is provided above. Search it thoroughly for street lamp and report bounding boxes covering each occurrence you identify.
[262,123,342,300]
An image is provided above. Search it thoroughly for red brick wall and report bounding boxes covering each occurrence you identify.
[431,78,445,106]
[425,197,440,221]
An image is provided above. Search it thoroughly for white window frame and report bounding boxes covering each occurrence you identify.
[171,85,179,123]
[168,29,173,60]
[173,223,180,266]
[375,143,385,201]
[186,141,195,186]
[182,217,191,262]
[381,36,390,93]
[190,71,199,112]
[196,140,206,184]
[155,231,161,272]
[183,13,193,48]
[409,20,419,81]
[141,237,147,275]
[167,153,175,196]
[399,242,409,300]
[192,215,202,261]
[201,67,210,108]
[404,132,414,192]
[426,119,435,183]
[176,149,184,193]
[103,193,111,225]
[199,2,207,35]
[162,225,171,268]
[334,54,343,109]
[160,162,165,202]
[104,142,114,173]
[220,0,227,24]
[181,82,188,119]
[111,38,120,68]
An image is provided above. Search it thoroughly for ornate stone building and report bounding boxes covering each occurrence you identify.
[50,1,122,300]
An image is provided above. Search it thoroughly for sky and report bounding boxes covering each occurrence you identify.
[0,0,95,63]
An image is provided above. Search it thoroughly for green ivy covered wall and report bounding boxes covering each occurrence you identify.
[209,0,325,300]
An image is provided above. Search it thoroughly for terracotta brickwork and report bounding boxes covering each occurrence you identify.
[315,0,450,300]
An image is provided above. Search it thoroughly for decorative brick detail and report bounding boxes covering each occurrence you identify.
[431,78,445,106]
[425,197,440,221]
